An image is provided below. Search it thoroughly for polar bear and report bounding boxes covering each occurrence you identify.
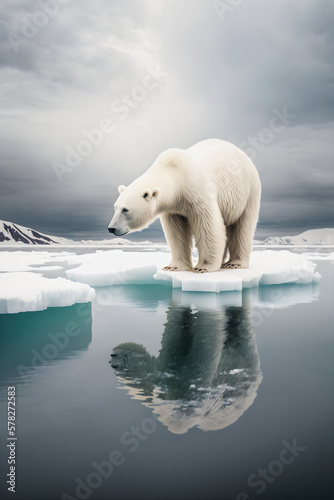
[108,139,261,273]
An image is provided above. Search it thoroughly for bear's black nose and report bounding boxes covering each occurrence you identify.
[108,227,116,234]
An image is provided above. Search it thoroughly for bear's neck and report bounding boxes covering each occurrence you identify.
[143,167,186,216]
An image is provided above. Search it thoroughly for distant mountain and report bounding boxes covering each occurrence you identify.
[0,220,156,246]
[1,220,333,247]
[260,228,334,246]
[0,220,70,245]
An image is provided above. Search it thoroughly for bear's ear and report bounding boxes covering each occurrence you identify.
[118,185,126,194]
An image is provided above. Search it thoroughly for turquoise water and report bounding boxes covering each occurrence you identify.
[0,261,333,500]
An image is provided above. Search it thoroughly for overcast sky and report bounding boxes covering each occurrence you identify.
[0,0,333,240]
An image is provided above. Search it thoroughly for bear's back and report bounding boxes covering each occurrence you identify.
[185,139,260,224]
[186,139,256,182]
[186,139,254,171]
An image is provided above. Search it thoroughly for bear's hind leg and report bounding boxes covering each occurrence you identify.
[222,221,252,269]
[192,206,226,273]
[160,214,193,271]
[222,195,260,270]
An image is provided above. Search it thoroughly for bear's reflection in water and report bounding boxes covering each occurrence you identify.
[110,291,262,434]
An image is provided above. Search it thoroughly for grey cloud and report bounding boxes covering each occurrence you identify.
[0,0,333,240]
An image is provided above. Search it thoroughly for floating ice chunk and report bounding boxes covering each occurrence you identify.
[0,251,73,272]
[0,272,95,314]
[302,251,334,261]
[0,251,50,272]
[155,269,244,292]
[65,250,168,286]
[252,250,320,285]
[0,249,321,297]
[154,250,321,292]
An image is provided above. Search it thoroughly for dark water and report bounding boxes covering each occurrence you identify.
[0,261,333,500]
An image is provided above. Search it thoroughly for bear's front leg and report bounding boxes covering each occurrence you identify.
[160,214,193,271]
[191,205,226,273]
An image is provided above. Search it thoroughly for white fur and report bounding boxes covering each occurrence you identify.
[108,139,261,272]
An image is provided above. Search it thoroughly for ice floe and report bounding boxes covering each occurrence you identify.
[0,251,69,272]
[0,272,95,314]
[301,251,334,261]
[0,248,323,313]
[65,250,168,286]
[155,250,321,292]
[63,249,320,290]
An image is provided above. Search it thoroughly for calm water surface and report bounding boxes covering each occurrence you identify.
[0,261,333,500]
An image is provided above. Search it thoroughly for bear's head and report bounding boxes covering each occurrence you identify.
[108,183,161,236]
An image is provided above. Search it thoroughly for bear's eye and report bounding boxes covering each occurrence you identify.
[122,208,129,213]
